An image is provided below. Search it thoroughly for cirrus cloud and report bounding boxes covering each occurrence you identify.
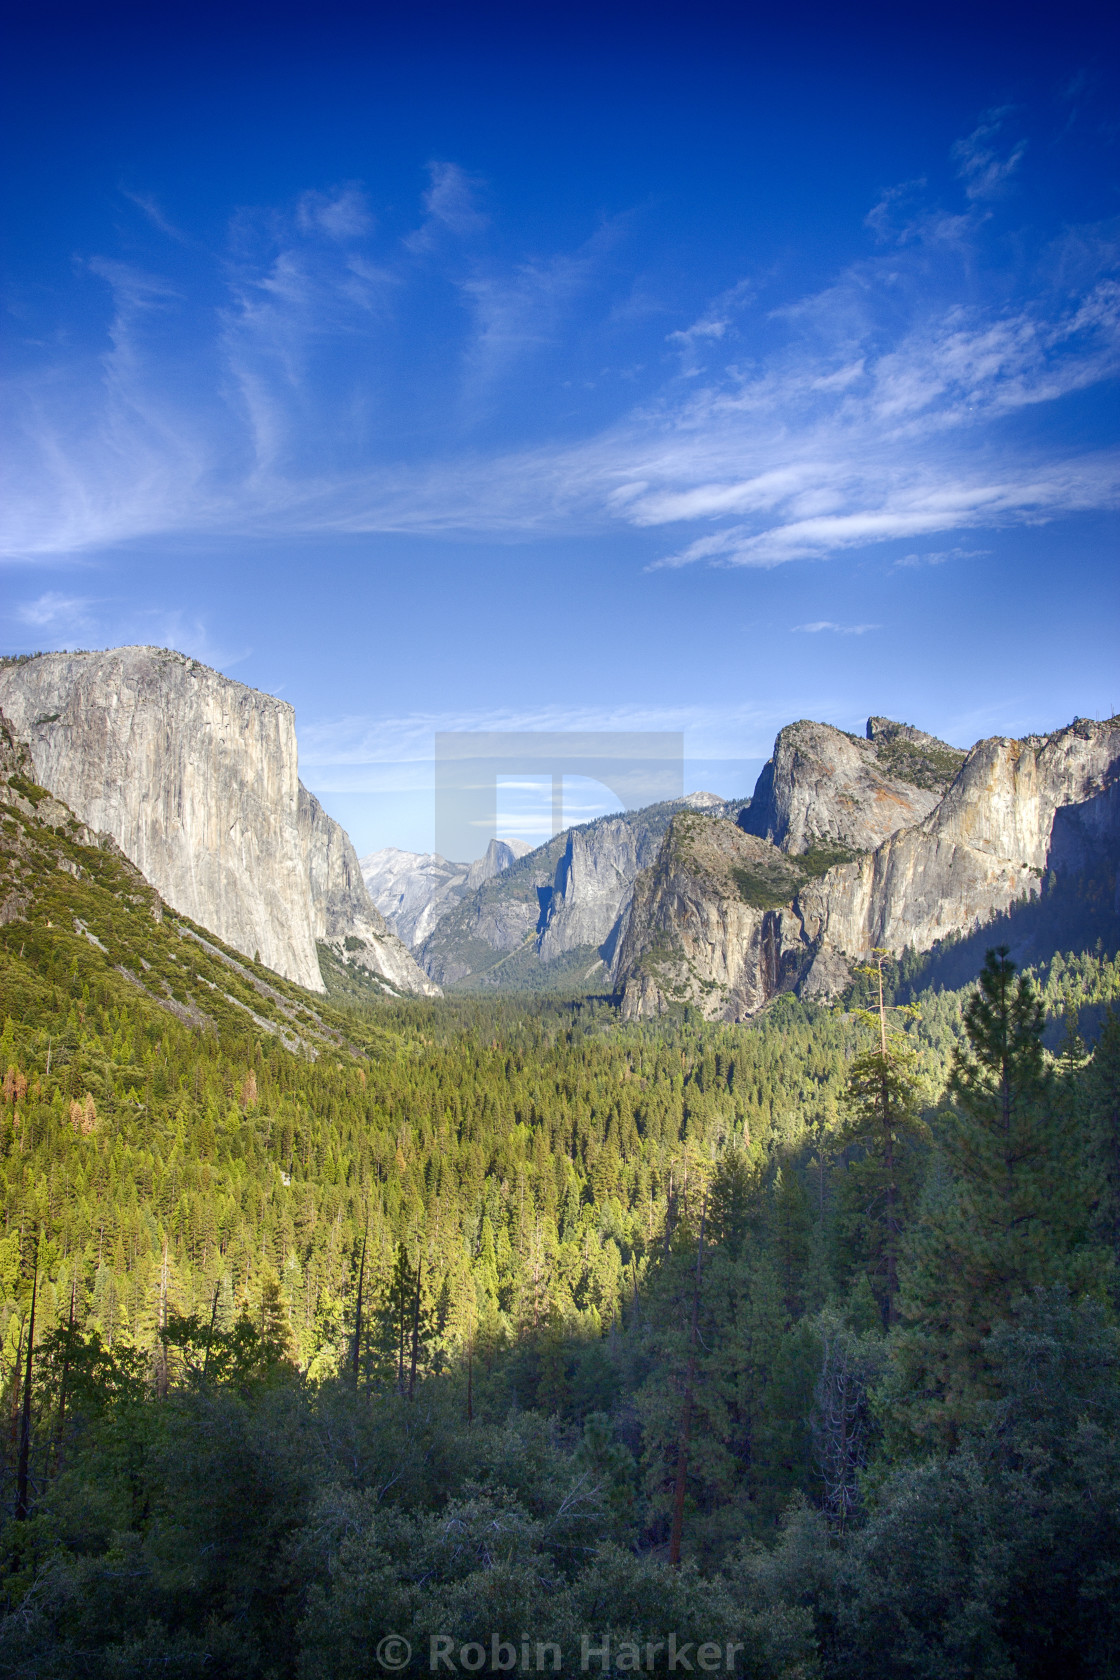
[2,115,1118,571]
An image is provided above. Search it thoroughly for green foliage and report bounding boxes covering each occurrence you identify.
[888,949,1106,1450]
[836,1042,928,1323]
[0,768,1116,1673]
[5,773,50,808]
[730,843,860,912]
[868,735,967,794]
[730,861,805,911]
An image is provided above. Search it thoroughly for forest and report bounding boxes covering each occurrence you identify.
[1,769,1119,1677]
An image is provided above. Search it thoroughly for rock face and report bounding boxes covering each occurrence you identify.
[740,718,960,856]
[419,845,549,987]
[416,797,720,988]
[466,837,531,890]
[539,816,665,964]
[0,648,436,997]
[0,706,151,930]
[615,815,807,1021]
[616,715,1120,1020]
[298,788,440,994]
[361,848,471,948]
[361,839,530,951]
[797,719,1120,981]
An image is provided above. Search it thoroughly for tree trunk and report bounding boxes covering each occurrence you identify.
[52,1278,76,1472]
[352,1218,368,1386]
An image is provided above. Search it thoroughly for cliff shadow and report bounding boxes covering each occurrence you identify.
[886,793,1119,1028]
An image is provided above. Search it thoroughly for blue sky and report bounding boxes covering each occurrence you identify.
[3,1,1118,856]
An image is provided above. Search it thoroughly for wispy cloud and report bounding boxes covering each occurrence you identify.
[457,219,623,392]
[3,115,1118,567]
[792,621,880,635]
[404,161,488,252]
[15,591,97,633]
[120,187,188,242]
[298,697,808,775]
[667,279,755,374]
[894,545,991,567]
[951,110,1027,200]
[7,588,250,668]
[296,185,374,241]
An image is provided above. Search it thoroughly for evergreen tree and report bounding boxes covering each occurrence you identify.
[1087,1006,1120,1294]
[836,1042,926,1325]
[889,948,1104,1447]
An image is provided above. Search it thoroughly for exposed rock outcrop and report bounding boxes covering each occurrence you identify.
[539,816,665,964]
[616,715,1120,1021]
[361,838,530,952]
[299,788,440,995]
[798,718,1120,980]
[466,837,531,890]
[0,648,436,996]
[361,848,471,947]
[417,796,717,987]
[615,815,805,1021]
[740,718,960,857]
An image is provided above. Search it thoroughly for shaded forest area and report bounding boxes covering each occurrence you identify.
[1,773,1119,1677]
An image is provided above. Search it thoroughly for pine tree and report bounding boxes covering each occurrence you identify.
[889,948,1104,1447]
[1087,1006,1120,1293]
[836,1045,927,1325]
[836,952,928,1325]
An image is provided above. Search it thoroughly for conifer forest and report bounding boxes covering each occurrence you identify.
[2,768,1119,1678]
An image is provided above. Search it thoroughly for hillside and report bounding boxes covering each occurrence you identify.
[2,698,1120,1675]
[0,650,435,998]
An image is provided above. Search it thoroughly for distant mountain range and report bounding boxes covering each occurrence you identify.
[360,837,531,949]
[1,646,1115,1018]
[362,790,742,992]
[363,712,1120,1019]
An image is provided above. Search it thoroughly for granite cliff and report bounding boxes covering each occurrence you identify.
[361,848,471,948]
[615,814,807,1021]
[615,714,1120,1021]
[739,717,963,854]
[299,786,439,994]
[796,717,1120,994]
[0,648,436,997]
[416,793,738,989]
[361,838,530,951]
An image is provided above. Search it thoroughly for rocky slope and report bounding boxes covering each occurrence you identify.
[615,715,1120,1021]
[538,815,666,964]
[299,787,439,994]
[416,793,740,989]
[361,848,470,947]
[739,717,963,855]
[796,717,1120,992]
[0,648,436,997]
[361,838,530,949]
[614,814,808,1021]
[418,838,558,987]
[0,710,375,1053]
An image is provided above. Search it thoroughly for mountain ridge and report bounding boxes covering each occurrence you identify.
[0,648,437,999]
[616,714,1120,1020]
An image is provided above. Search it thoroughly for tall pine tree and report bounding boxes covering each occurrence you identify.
[888,948,1104,1448]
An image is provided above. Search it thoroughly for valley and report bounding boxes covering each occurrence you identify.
[0,648,1117,1676]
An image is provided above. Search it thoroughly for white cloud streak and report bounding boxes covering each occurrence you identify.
[3,122,1118,569]
[298,696,830,775]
